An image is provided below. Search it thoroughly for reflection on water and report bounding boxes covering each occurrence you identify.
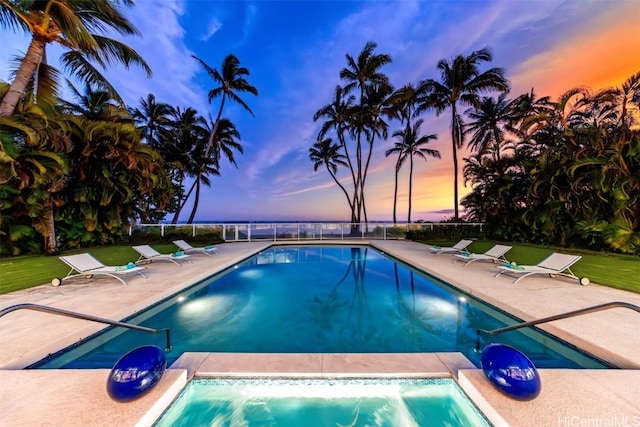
[37,246,607,369]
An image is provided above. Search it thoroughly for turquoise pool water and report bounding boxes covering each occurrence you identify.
[35,245,608,369]
[153,378,492,427]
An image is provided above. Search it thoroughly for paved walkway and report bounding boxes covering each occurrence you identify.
[1,240,639,426]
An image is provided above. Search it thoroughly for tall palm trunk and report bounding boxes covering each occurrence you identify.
[360,135,377,226]
[42,199,57,254]
[337,132,359,226]
[451,105,460,220]
[327,166,353,213]
[408,154,414,223]
[350,129,364,234]
[355,131,363,223]
[392,157,401,224]
[0,36,45,117]
[187,177,201,224]
[493,127,502,162]
[171,173,191,224]
[205,95,227,155]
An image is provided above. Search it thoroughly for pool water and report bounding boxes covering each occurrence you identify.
[35,245,607,369]
[153,378,492,427]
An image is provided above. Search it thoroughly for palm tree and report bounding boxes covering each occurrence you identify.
[131,94,175,149]
[185,140,219,224]
[386,140,404,224]
[340,41,392,96]
[313,85,357,223]
[418,47,509,220]
[192,54,258,154]
[464,93,514,162]
[59,82,124,121]
[339,41,392,226]
[617,71,640,128]
[0,84,70,253]
[0,0,151,117]
[163,107,207,224]
[206,117,243,168]
[385,119,440,223]
[358,83,397,223]
[461,73,639,253]
[185,117,242,223]
[385,83,422,223]
[309,137,353,211]
[389,83,422,125]
[54,83,171,247]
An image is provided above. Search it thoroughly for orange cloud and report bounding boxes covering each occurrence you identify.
[511,4,640,98]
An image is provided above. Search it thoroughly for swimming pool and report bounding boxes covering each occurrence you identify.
[34,245,608,369]
[153,378,491,427]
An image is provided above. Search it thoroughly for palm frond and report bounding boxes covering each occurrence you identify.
[49,1,99,50]
[0,0,31,34]
[73,0,139,37]
[32,61,62,108]
[60,50,124,106]
[191,55,219,81]
[228,91,255,117]
[87,35,152,76]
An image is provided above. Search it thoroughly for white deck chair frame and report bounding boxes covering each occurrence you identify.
[454,244,512,267]
[429,239,473,256]
[495,252,589,285]
[132,245,191,266]
[53,253,147,286]
[172,240,218,256]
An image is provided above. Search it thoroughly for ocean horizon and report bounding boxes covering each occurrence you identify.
[155,218,460,225]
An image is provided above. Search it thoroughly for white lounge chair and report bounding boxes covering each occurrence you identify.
[172,240,218,256]
[132,245,191,266]
[495,252,589,285]
[53,253,147,286]
[428,239,473,256]
[454,244,512,267]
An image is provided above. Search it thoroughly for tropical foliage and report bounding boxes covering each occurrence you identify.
[0,81,173,254]
[461,72,640,254]
[313,42,405,229]
[1,5,636,258]
[416,47,509,220]
[0,2,257,255]
[311,43,638,254]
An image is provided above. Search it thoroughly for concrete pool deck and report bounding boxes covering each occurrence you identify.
[1,240,639,426]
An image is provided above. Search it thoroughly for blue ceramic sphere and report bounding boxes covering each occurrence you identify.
[481,343,541,400]
[106,345,166,402]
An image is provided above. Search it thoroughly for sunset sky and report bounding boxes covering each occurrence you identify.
[1,0,639,222]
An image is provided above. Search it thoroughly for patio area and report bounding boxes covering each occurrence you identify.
[1,240,639,426]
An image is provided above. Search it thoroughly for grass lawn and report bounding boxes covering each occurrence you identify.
[0,240,638,295]
[421,240,640,294]
[0,244,181,294]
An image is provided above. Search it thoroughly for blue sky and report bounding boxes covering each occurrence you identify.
[1,0,638,222]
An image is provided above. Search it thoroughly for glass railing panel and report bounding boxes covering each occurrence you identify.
[250,223,276,240]
[386,224,408,239]
[298,223,322,239]
[320,223,345,239]
[363,223,385,239]
[128,222,485,242]
[275,224,299,240]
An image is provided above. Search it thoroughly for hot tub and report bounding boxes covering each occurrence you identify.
[153,377,491,426]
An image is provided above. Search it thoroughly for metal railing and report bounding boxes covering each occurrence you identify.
[128,222,486,242]
[0,303,171,352]
[475,301,640,351]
